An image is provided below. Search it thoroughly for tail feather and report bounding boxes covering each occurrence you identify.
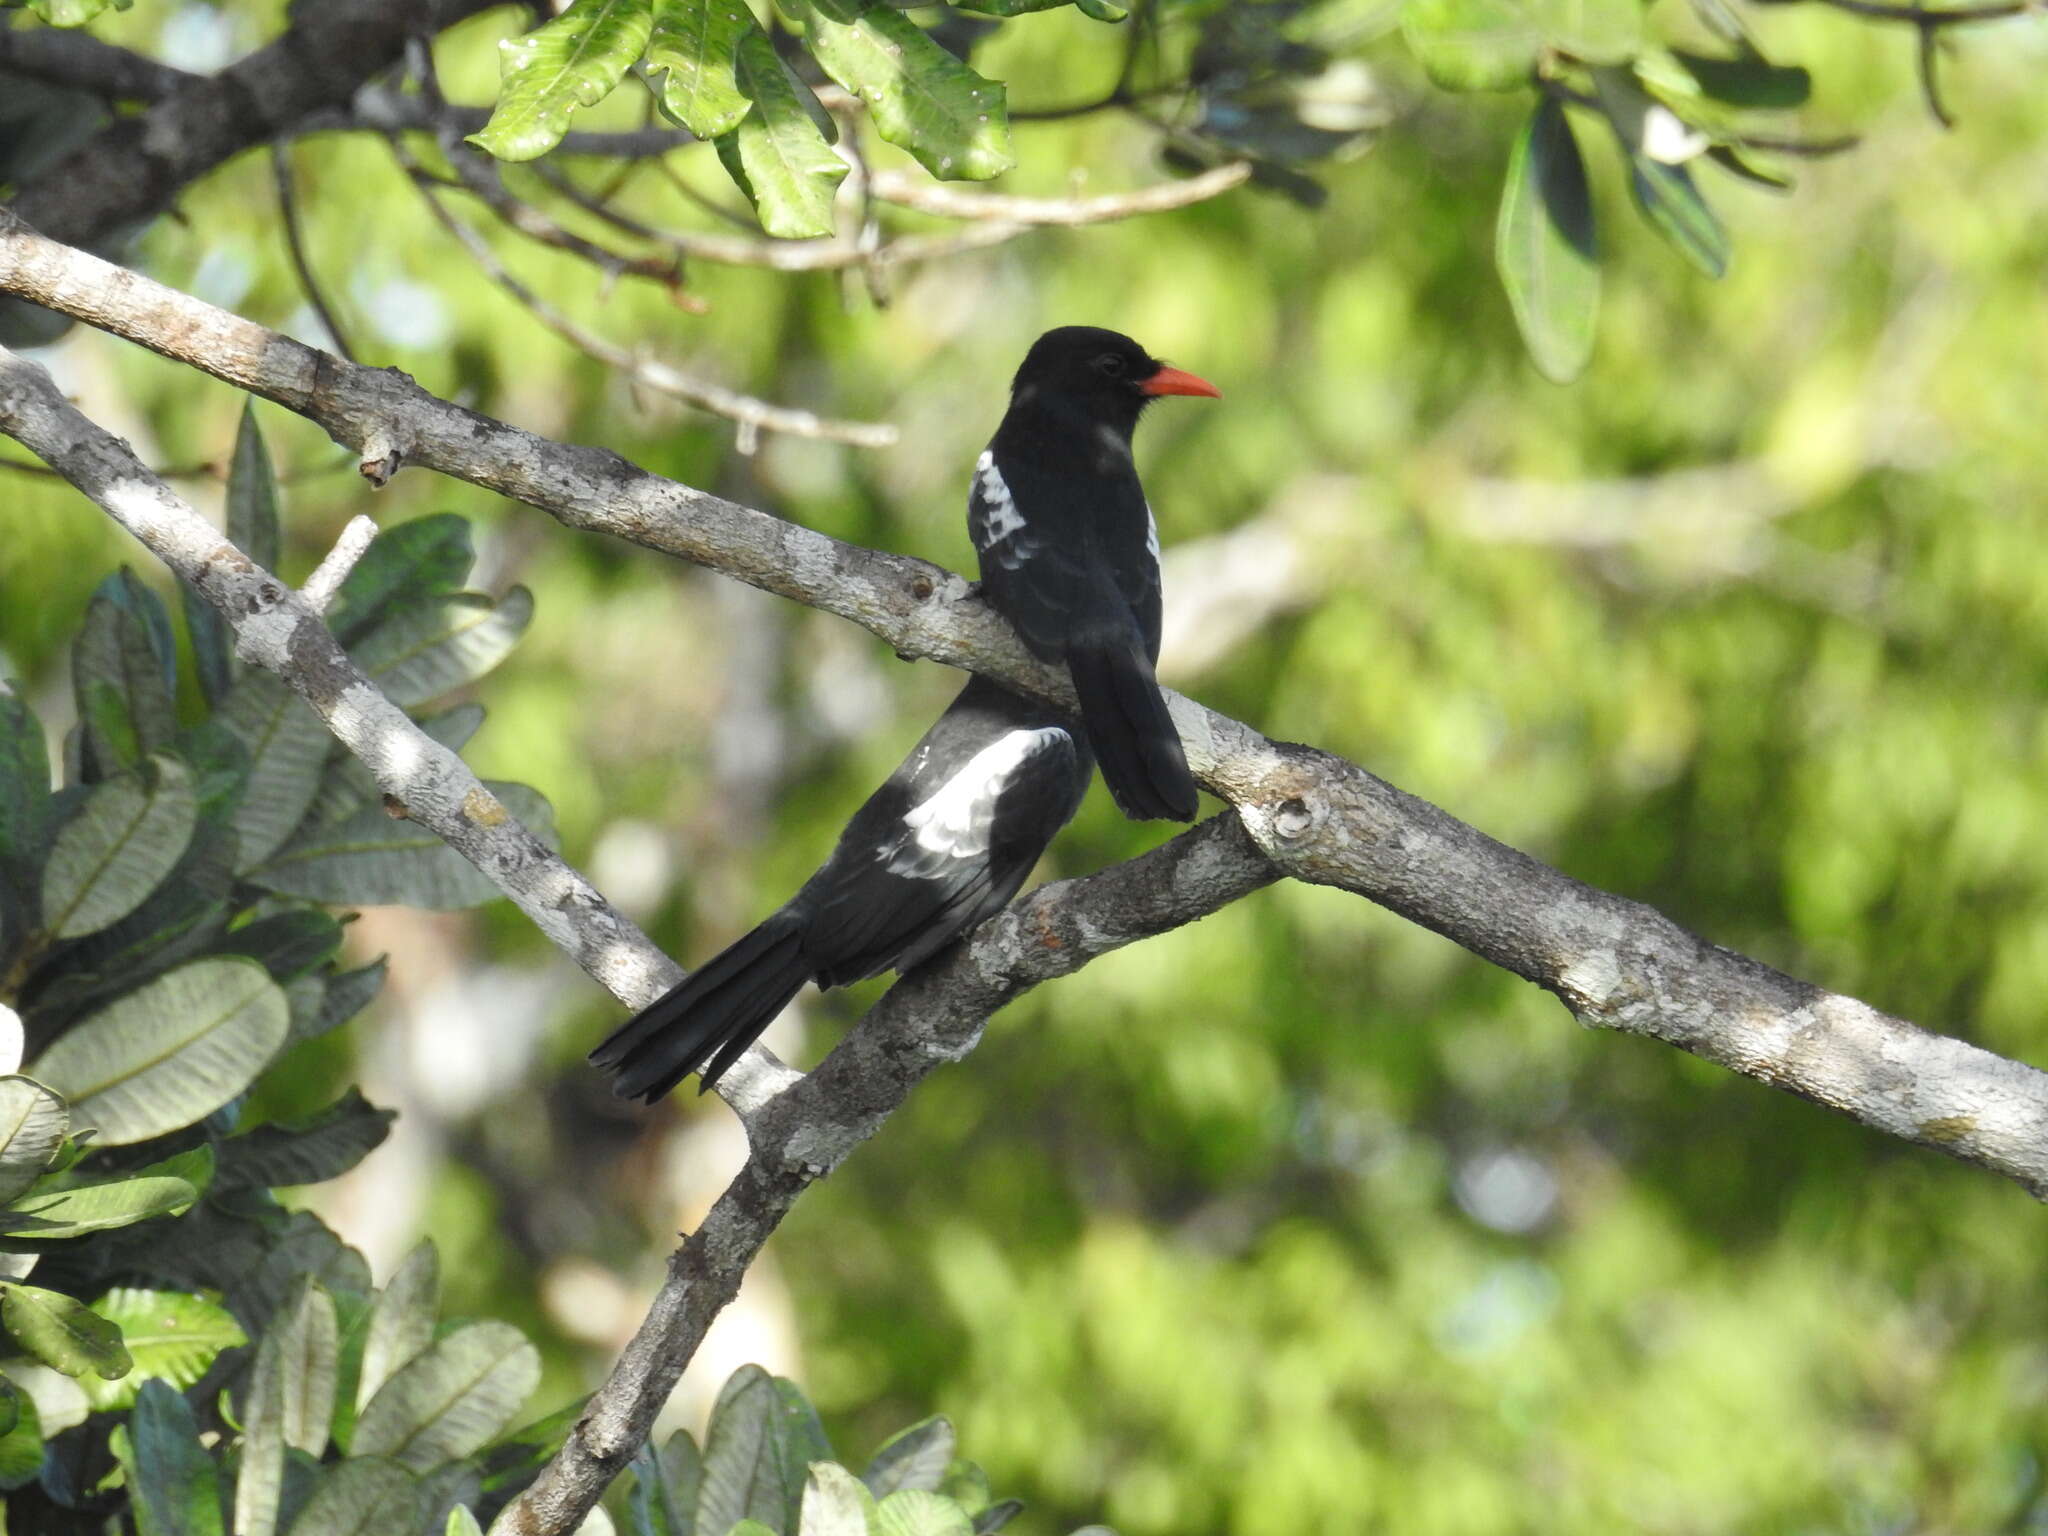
[1069,644,1198,822]
[590,914,811,1101]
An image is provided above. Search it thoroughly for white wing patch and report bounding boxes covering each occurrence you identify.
[1144,501,1161,567]
[973,450,1026,547]
[895,727,1069,865]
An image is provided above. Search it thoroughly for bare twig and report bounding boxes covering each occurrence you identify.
[298,513,377,613]
[866,162,1251,225]
[400,150,898,447]
[270,143,358,362]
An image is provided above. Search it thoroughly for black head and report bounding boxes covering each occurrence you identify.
[1009,326,1220,434]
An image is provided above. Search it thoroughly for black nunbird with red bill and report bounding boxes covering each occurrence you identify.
[970,326,1220,823]
[591,678,1091,1099]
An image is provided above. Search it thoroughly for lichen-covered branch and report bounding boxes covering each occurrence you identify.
[3,208,2043,1204]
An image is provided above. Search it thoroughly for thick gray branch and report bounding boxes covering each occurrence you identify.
[502,812,1277,1535]
[6,0,500,252]
[1,209,2042,1201]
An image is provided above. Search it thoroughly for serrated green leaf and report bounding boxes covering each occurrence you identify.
[0,1375,41,1491]
[1669,48,1810,108]
[649,0,758,137]
[229,402,282,576]
[28,956,289,1146]
[800,1462,876,1536]
[717,31,848,238]
[471,0,657,162]
[873,1490,973,1536]
[124,1379,226,1536]
[358,1240,438,1415]
[864,1417,955,1497]
[40,753,198,939]
[73,570,178,779]
[349,588,533,709]
[217,671,333,872]
[285,1455,421,1536]
[82,1289,244,1414]
[0,1171,196,1240]
[1497,95,1599,382]
[0,1280,130,1379]
[216,1090,395,1194]
[801,0,1011,179]
[0,1077,66,1205]
[353,1320,540,1472]
[249,781,555,910]
[326,513,475,645]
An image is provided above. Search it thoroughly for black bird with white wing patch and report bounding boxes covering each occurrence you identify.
[971,326,1219,823]
[591,678,1090,1099]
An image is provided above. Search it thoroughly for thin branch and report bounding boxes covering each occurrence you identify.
[5,210,2043,1209]
[298,513,377,613]
[865,162,1251,225]
[0,25,201,101]
[400,151,898,448]
[504,812,1279,1535]
[1763,0,2041,20]
[270,144,358,363]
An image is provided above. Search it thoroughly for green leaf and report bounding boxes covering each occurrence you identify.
[800,0,1011,180]
[241,1279,340,1534]
[800,1462,877,1536]
[28,956,290,1145]
[471,0,657,162]
[249,781,555,910]
[352,1320,540,1472]
[649,0,758,138]
[716,31,848,239]
[1400,0,1540,92]
[0,689,53,937]
[0,1172,198,1241]
[445,1509,484,1536]
[873,1491,973,1536]
[864,1417,954,1497]
[179,576,236,708]
[0,1375,19,1444]
[357,1240,438,1415]
[971,1500,1021,1533]
[214,910,346,985]
[0,1077,67,1205]
[326,514,476,645]
[229,402,282,576]
[24,0,133,28]
[1532,0,1639,63]
[699,1366,829,1534]
[285,1455,421,1536]
[946,0,1076,14]
[216,1090,395,1193]
[80,1289,245,1414]
[1669,48,1810,109]
[123,1379,226,1536]
[73,569,179,779]
[0,1281,131,1380]
[350,588,534,709]
[0,1376,40,1491]
[217,671,334,872]
[1595,71,1728,276]
[938,1461,989,1516]
[301,958,387,1046]
[40,753,198,939]
[1496,95,1599,383]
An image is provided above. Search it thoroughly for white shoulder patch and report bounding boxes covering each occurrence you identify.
[896,726,1069,863]
[1144,501,1161,567]
[973,450,1026,547]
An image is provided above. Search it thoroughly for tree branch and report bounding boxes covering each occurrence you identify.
[6,0,502,252]
[3,208,2043,1203]
[503,812,1276,1535]
[0,23,201,102]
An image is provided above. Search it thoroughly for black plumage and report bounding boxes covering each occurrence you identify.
[591,677,1090,1099]
[970,326,1219,823]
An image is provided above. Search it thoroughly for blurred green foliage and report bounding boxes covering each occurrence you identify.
[7,0,2048,1532]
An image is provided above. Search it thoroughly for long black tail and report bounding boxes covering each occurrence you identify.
[1068,643,1198,822]
[589,913,811,1100]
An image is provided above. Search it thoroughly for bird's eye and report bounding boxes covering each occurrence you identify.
[1094,353,1126,378]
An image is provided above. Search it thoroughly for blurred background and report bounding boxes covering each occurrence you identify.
[8,0,2048,1530]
